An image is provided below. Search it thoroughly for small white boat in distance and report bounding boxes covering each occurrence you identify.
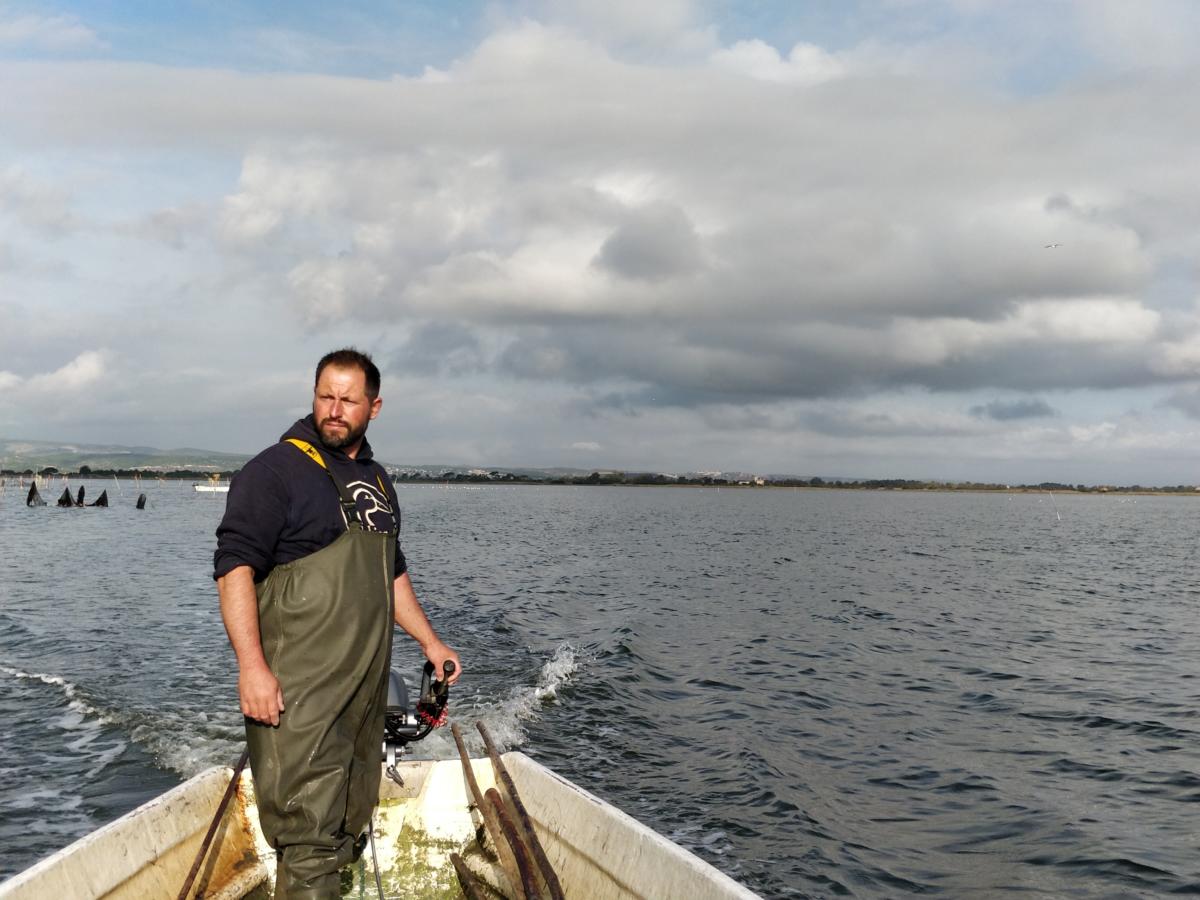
[0,754,761,899]
[193,474,230,493]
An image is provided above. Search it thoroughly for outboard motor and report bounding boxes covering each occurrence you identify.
[382,659,455,784]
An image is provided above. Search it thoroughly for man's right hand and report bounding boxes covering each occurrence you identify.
[240,663,285,726]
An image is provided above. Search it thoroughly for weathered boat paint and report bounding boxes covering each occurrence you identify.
[0,754,761,900]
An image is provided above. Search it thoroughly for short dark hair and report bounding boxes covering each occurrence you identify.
[315,348,381,399]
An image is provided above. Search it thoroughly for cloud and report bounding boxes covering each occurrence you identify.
[125,205,210,249]
[511,0,713,53]
[287,255,388,326]
[27,350,109,392]
[0,12,103,52]
[1164,386,1200,420]
[970,398,1058,420]
[0,350,110,399]
[1067,420,1118,444]
[1150,328,1200,378]
[3,24,1189,414]
[593,203,703,281]
[711,39,846,85]
[0,166,77,234]
[1073,0,1200,71]
[888,298,1162,369]
[3,8,1200,481]
[389,322,487,377]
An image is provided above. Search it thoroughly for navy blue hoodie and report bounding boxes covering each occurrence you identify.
[213,415,407,581]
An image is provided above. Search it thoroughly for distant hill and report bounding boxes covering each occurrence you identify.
[0,439,584,478]
[0,439,250,472]
[0,438,832,483]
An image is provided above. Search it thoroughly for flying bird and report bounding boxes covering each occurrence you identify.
[1044,243,1062,249]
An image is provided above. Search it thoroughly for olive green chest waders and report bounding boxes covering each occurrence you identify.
[246,441,396,900]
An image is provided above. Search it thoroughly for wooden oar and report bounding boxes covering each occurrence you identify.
[477,722,566,900]
[487,788,542,899]
[451,723,525,897]
[450,852,489,900]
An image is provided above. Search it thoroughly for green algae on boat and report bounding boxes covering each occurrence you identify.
[338,796,501,899]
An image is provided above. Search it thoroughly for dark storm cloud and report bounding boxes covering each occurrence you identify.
[495,322,869,401]
[593,203,703,281]
[970,398,1058,421]
[492,309,1166,409]
[916,343,1160,394]
[801,408,976,439]
[388,322,487,377]
[1163,387,1200,420]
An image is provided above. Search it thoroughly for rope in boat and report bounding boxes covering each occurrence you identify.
[177,747,250,900]
[367,814,385,900]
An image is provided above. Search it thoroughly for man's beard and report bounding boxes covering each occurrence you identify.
[317,417,368,450]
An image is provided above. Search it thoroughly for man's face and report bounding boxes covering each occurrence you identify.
[313,365,381,452]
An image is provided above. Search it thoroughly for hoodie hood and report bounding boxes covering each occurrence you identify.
[215,414,404,582]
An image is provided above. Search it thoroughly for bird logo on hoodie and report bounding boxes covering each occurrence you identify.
[343,480,395,533]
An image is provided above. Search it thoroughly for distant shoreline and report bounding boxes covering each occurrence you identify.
[4,470,1197,497]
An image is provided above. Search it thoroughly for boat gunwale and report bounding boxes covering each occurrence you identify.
[0,753,763,900]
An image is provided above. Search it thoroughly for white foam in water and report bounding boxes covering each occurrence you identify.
[0,665,113,725]
[0,665,131,780]
[2,646,581,779]
[170,646,582,772]
[0,664,240,779]
[138,718,244,777]
[423,643,581,758]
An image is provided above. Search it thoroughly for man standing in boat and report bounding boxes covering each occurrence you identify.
[214,347,461,899]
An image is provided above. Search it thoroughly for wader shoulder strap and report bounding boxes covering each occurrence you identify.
[284,438,363,527]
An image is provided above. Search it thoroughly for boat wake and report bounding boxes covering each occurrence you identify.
[0,665,108,723]
[0,665,131,782]
[0,665,132,874]
[0,663,243,779]
[421,643,581,759]
[1,644,580,782]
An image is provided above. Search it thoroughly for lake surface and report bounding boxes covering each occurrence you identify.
[1,480,1198,898]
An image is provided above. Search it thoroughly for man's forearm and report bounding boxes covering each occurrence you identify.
[218,564,284,723]
[218,565,269,670]
[394,572,462,682]
[393,571,439,648]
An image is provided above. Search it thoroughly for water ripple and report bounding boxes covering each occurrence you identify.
[3,484,1200,897]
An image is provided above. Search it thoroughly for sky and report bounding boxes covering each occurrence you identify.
[2,0,1200,483]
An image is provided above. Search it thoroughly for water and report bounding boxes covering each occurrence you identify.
[1,481,1198,898]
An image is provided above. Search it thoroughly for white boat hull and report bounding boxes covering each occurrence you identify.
[0,753,760,899]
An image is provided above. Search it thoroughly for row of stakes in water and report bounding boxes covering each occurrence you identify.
[25,482,146,509]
